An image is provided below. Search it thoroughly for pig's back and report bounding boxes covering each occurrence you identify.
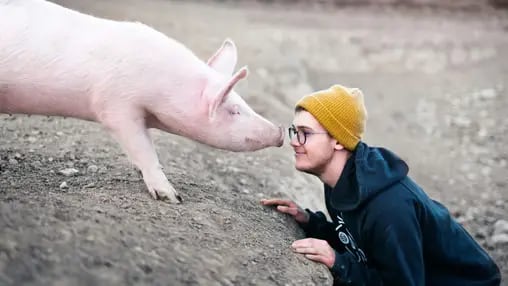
[0,0,205,120]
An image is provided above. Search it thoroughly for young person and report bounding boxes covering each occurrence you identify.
[261,84,501,285]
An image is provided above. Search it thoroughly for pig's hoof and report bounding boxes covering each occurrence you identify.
[150,188,182,204]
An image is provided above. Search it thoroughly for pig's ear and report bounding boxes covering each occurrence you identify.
[206,38,237,76]
[208,66,248,119]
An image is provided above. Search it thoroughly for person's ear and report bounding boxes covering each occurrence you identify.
[334,141,345,151]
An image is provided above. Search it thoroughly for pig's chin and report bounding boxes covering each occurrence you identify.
[245,127,285,151]
[242,136,281,152]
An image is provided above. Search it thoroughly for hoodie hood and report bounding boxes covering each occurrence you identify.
[329,142,409,211]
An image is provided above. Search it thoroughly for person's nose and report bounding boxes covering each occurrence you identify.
[289,135,301,148]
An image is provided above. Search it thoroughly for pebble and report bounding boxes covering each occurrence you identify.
[491,234,508,245]
[59,168,79,176]
[493,220,508,235]
[31,161,42,168]
[59,182,69,189]
[478,88,498,100]
[87,165,98,173]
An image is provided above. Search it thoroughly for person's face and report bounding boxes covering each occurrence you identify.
[290,110,337,176]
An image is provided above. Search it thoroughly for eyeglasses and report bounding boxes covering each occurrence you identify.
[288,124,329,145]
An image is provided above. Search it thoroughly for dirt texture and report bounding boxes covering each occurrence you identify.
[1,0,507,285]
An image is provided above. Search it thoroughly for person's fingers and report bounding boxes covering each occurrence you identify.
[293,247,318,255]
[304,254,325,264]
[292,238,314,248]
[277,205,298,216]
[260,198,293,206]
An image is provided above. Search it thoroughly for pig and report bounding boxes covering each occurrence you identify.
[0,0,285,203]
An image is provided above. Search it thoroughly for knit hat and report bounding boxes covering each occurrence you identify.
[295,84,367,151]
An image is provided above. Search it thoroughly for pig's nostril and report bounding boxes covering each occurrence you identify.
[277,126,285,147]
[279,126,285,137]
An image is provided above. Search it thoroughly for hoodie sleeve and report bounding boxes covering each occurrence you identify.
[331,250,383,286]
[329,200,424,286]
[297,209,345,252]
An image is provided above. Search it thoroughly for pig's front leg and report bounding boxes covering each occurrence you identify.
[101,115,182,203]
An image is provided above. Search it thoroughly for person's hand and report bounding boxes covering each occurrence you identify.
[292,238,336,268]
[260,198,310,224]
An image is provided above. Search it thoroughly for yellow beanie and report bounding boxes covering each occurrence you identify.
[295,84,367,151]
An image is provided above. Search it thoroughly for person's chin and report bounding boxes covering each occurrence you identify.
[295,163,315,175]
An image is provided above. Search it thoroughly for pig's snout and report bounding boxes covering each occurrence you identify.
[243,124,284,151]
[276,125,285,147]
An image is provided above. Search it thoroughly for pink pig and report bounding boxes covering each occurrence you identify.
[0,0,284,203]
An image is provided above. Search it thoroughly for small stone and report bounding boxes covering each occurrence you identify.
[59,168,79,176]
[478,88,498,100]
[491,234,508,245]
[31,161,43,168]
[59,182,68,189]
[14,153,22,159]
[8,159,18,165]
[452,116,471,128]
[493,220,508,235]
[477,128,488,138]
[176,257,186,263]
[87,165,98,173]
[466,173,476,181]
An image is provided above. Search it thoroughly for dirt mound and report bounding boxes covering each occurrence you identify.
[0,137,331,285]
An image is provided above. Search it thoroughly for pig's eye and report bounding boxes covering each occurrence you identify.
[229,105,240,115]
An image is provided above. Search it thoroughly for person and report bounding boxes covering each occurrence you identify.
[261,84,501,286]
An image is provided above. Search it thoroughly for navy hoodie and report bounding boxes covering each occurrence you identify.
[299,142,501,286]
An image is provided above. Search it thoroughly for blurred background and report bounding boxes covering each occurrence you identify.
[1,0,507,285]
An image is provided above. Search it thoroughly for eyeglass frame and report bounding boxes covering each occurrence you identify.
[288,124,329,145]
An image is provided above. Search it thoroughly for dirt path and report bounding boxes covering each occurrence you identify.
[1,1,507,285]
